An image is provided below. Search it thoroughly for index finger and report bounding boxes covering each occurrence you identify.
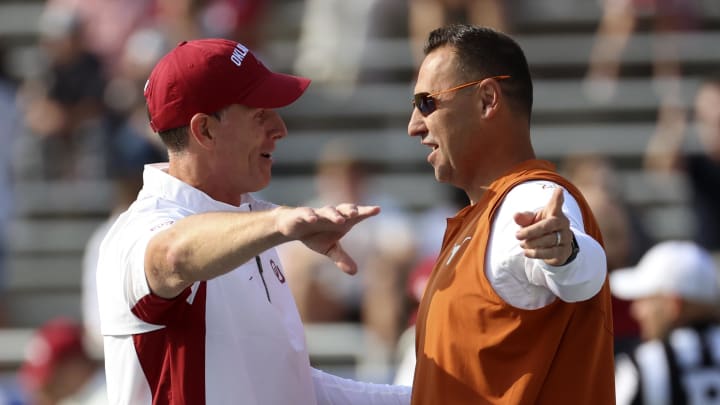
[342,206,381,230]
[546,187,565,216]
[355,205,381,218]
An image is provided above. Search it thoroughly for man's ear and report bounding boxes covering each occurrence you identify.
[478,79,502,119]
[189,113,214,149]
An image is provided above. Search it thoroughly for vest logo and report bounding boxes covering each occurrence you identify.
[446,236,472,265]
[269,259,286,283]
[230,43,249,67]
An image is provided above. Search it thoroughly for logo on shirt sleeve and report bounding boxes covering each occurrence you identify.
[149,220,175,232]
[269,259,286,283]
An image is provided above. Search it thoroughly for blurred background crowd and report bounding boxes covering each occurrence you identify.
[0,0,719,403]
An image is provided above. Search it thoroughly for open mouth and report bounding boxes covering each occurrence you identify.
[261,153,272,159]
[421,139,438,151]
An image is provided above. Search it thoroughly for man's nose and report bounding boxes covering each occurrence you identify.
[267,110,287,140]
[408,107,426,137]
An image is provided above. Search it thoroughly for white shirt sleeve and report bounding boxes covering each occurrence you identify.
[487,181,607,309]
[97,209,181,335]
[311,368,411,405]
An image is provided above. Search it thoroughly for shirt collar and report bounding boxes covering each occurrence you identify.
[140,163,258,213]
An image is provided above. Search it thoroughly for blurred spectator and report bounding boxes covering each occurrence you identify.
[356,0,411,84]
[404,186,469,324]
[411,185,468,262]
[278,140,416,349]
[392,252,434,387]
[15,0,268,181]
[16,5,109,180]
[44,0,154,73]
[82,127,166,353]
[294,0,380,88]
[153,0,205,48]
[562,154,653,270]
[102,27,167,169]
[644,75,720,251]
[155,0,269,53]
[43,0,268,74]
[198,0,269,49]
[562,153,654,353]
[294,0,413,88]
[393,187,468,386]
[408,0,509,65]
[584,0,699,103]
[103,28,167,121]
[82,28,167,350]
[20,318,107,405]
[611,241,720,404]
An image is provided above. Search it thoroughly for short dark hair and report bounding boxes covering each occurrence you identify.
[425,24,533,121]
[158,126,190,152]
[148,106,227,152]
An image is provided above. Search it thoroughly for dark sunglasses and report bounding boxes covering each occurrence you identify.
[412,75,511,117]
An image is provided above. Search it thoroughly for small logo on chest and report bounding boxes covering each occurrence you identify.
[269,259,286,283]
[446,237,472,265]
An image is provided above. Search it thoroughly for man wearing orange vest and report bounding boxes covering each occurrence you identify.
[407,24,615,404]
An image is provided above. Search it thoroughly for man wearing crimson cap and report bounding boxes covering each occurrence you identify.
[96,39,411,404]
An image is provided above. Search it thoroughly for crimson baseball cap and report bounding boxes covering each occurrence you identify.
[144,38,311,133]
[20,318,86,391]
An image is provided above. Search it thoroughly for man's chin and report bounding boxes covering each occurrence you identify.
[434,169,449,183]
[248,177,271,193]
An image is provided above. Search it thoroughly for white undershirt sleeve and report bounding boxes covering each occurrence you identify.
[488,181,607,308]
[311,368,411,405]
[530,228,607,302]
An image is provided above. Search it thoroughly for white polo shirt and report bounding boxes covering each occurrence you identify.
[97,164,412,405]
[97,163,316,404]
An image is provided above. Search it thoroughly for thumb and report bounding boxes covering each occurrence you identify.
[513,211,537,227]
[325,242,358,275]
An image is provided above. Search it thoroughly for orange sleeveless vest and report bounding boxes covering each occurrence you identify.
[411,160,615,404]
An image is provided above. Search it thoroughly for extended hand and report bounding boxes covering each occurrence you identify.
[513,188,573,266]
[274,204,381,274]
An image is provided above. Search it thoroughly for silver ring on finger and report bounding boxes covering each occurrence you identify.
[555,231,561,247]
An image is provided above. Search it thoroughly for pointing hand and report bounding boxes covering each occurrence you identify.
[514,187,573,266]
